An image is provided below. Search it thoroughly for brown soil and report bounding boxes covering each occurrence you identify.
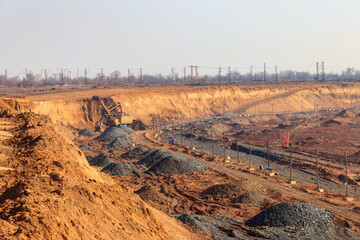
[0,97,202,240]
[200,179,266,200]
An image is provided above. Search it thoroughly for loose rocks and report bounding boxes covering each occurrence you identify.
[101,162,133,176]
[137,149,183,168]
[94,127,129,142]
[147,155,207,174]
[78,128,97,136]
[118,125,135,134]
[87,153,114,167]
[176,213,246,239]
[245,202,333,228]
[121,146,150,159]
[105,135,134,148]
[79,144,93,150]
[201,180,266,201]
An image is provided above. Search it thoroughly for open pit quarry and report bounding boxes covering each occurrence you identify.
[1,83,360,239]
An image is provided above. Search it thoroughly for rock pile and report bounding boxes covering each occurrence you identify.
[176,213,245,239]
[94,127,129,142]
[201,180,266,203]
[137,149,181,168]
[87,153,114,167]
[147,156,208,175]
[101,162,134,176]
[137,149,207,174]
[118,125,135,134]
[245,202,333,228]
[105,135,134,148]
[121,146,150,159]
[78,128,97,136]
[79,144,93,150]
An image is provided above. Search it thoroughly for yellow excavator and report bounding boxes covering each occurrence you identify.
[92,96,132,131]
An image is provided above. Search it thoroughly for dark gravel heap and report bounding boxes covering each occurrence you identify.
[245,202,333,228]
[147,155,207,174]
[176,212,356,240]
[105,135,134,148]
[87,153,114,167]
[248,226,357,240]
[108,149,120,154]
[78,128,97,136]
[121,146,150,159]
[101,162,133,176]
[118,125,136,134]
[79,144,93,150]
[176,213,246,240]
[137,149,184,168]
[94,127,129,142]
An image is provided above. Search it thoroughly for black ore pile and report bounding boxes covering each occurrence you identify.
[245,202,333,228]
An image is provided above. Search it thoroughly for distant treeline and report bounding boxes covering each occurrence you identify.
[0,67,359,87]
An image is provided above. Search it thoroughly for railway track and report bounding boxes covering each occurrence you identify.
[138,131,360,224]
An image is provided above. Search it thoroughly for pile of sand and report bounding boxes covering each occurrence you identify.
[135,185,167,202]
[0,99,176,240]
[200,180,266,203]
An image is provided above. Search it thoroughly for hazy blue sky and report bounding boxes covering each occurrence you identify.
[0,0,359,76]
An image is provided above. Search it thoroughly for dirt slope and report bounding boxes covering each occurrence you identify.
[28,83,360,129]
[0,97,200,240]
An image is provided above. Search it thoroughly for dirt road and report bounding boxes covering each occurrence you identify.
[136,130,360,225]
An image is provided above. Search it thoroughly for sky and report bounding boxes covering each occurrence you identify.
[0,0,360,77]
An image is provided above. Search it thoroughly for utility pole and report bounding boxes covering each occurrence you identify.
[195,66,198,83]
[228,67,231,83]
[345,152,349,196]
[236,141,240,164]
[171,68,174,84]
[189,109,192,148]
[267,140,270,169]
[69,69,72,84]
[4,69,7,86]
[84,69,88,85]
[99,68,104,86]
[211,129,214,157]
[44,69,47,87]
[140,68,143,84]
[77,68,80,85]
[316,149,320,188]
[264,63,267,81]
[128,68,131,85]
[249,145,252,169]
[183,67,186,84]
[61,68,65,86]
[223,131,226,160]
[321,61,325,81]
[275,66,278,81]
[250,65,253,81]
[289,144,293,182]
[218,67,221,83]
[316,62,319,81]
[190,66,194,83]
[321,122,324,139]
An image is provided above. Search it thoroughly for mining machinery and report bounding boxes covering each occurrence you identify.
[92,96,132,131]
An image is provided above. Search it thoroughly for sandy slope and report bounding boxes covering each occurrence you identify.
[0,97,200,240]
[28,83,360,129]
